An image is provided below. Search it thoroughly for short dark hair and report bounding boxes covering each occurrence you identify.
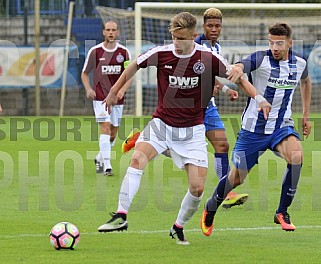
[268,23,292,38]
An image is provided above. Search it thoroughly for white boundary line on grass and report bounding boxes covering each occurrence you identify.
[2,225,321,239]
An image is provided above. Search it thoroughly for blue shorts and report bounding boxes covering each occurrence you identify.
[232,127,301,170]
[204,100,225,131]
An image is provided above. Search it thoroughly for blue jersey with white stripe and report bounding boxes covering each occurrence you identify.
[194,34,221,54]
[239,49,308,134]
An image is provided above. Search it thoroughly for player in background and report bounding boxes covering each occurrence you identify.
[195,8,249,208]
[97,12,271,245]
[81,21,132,176]
[201,22,311,236]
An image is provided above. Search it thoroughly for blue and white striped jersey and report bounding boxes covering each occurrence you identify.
[194,34,221,54]
[239,49,308,134]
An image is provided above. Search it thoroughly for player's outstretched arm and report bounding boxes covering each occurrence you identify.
[226,63,270,119]
[237,78,271,120]
[226,63,244,83]
[300,75,312,138]
[215,79,238,101]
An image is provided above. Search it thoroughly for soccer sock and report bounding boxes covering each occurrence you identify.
[207,175,233,212]
[175,190,203,227]
[117,167,143,213]
[96,152,103,163]
[99,134,112,169]
[276,163,302,213]
[214,153,230,180]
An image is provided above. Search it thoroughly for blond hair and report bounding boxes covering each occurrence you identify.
[203,8,223,23]
[168,12,197,33]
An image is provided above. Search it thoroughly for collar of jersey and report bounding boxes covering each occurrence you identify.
[172,43,197,58]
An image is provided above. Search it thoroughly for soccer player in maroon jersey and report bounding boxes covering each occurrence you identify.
[81,21,132,176]
[121,8,248,209]
[97,12,270,245]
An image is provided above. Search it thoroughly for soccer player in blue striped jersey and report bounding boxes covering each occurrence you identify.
[195,8,249,208]
[201,22,311,235]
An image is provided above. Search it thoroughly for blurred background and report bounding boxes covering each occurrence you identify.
[0,0,320,116]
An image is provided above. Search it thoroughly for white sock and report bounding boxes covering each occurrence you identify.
[96,152,103,163]
[110,139,116,148]
[99,134,111,169]
[117,167,143,213]
[175,190,203,227]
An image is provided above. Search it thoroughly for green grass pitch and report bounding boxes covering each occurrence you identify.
[0,114,321,263]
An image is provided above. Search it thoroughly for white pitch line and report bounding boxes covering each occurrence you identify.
[2,225,321,239]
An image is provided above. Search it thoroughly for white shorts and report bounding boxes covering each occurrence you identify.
[137,118,208,169]
[93,100,123,126]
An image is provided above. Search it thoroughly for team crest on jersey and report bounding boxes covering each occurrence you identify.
[288,63,297,76]
[193,61,205,74]
[116,54,124,63]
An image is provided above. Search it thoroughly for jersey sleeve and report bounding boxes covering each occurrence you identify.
[211,51,228,78]
[297,53,309,79]
[301,63,308,79]
[137,46,160,68]
[124,49,131,69]
[238,50,266,73]
[82,48,95,73]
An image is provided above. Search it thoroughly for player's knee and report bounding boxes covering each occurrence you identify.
[197,186,204,197]
[287,150,303,165]
[190,188,204,198]
[188,184,204,197]
[130,151,148,169]
[213,141,229,153]
[101,127,111,134]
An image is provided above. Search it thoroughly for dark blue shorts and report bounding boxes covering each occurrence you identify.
[204,101,225,131]
[232,127,300,170]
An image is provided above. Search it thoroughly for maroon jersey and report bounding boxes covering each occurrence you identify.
[82,42,131,103]
[137,43,228,127]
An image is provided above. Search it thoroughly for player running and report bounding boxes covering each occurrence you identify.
[201,22,311,236]
[97,12,271,245]
[122,8,249,208]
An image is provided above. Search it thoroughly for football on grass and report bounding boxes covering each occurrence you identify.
[49,222,80,250]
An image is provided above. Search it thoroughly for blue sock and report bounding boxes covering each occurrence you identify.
[214,153,230,180]
[276,164,302,213]
[207,175,233,212]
